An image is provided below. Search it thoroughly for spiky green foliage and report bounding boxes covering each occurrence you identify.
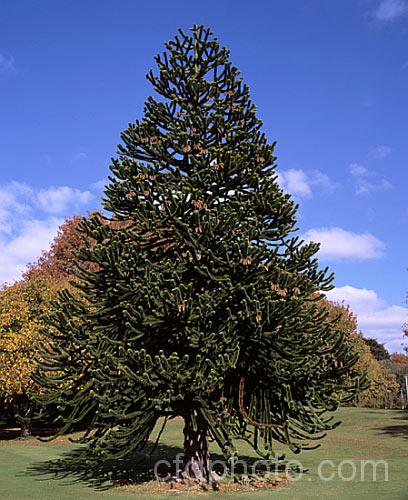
[33,25,364,466]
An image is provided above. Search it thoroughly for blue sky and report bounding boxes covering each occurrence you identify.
[0,0,407,351]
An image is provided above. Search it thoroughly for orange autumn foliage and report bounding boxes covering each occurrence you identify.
[390,353,408,366]
[319,298,399,408]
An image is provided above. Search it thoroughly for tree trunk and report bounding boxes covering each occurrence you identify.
[182,409,211,485]
[14,395,33,438]
[20,419,32,438]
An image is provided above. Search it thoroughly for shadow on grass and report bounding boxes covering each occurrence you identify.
[376,410,408,440]
[26,444,170,490]
[25,442,289,491]
[360,409,403,415]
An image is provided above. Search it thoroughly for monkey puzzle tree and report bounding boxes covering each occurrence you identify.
[33,25,363,485]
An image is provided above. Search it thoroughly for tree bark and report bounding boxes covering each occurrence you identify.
[182,409,211,485]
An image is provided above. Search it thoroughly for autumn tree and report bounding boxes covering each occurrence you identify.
[24,215,88,282]
[33,26,364,486]
[319,300,399,408]
[390,353,408,365]
[0,216,87,435]
[0,278,53,435]
[388,353,408,402]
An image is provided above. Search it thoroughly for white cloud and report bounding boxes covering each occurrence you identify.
[277,168,337,198]
[373,0,408,21]
[0,180,99,286]
[0,182,33,234]
[349,162,392,195]
[370,145,392,158]
[326,285,406,353]
[278,169,312,197]
[0,218,62,284]
[0,182,93,220]
[310,170,337,191]
[350,163,369,177]
[0,52,16,76]
[326,286,383,311]
[303,227,385,260]
[37,186,93,214]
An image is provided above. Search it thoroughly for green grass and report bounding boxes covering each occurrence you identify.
[0,407,407,499]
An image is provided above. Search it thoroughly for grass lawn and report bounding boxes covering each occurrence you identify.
[0,407,407,499]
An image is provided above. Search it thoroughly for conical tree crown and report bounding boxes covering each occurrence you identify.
[33,25,363,462]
